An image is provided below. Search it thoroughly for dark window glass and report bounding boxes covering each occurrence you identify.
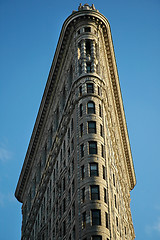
[87,83,94,93]
[72,202,75,217]
[85,27,91,32]
[80,144,84,158]
[88,121,96,133]
[80,123,83,137]
[81,165,85,179]
[80,104,83,117]
[103,166,105,179]
[71,139,74,152]
[71,118,74,131]
[86,63,91,73]
[90,163,98,176]
[99,104,102,117]
[113,173,116,187]
[100,124,103,136]
[73,226,75,239]
[63,198,66,213]
[92,236,102,240]
[79,86,82,96]
[90,185,100,200]
[86,40,91,55]
[82,187,85,202]
[116,216,118,227]
[98,86,100,96]
[82,211,86,228]
[87,101,95,114]
[63,220,66,236]
[72,180,75,194]
[91,209,101,225]
[89,141,97,154]
[104,188,107,203]
[114,194,117,208]
[106,212,109,228]
[101,144,104,158]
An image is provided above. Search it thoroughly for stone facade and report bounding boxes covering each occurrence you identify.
[15,4,136,240]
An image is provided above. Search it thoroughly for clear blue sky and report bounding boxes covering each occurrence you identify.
[0,0,160,239]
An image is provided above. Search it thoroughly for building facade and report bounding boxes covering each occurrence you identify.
[15,4,136,240]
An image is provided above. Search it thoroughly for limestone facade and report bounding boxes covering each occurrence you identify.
[15,4,136,240]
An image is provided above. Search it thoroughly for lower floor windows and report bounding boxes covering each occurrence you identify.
[92,236,102,240]
[91,209,101,225]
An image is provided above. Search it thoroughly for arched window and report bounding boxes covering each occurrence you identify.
[87,101,95,114]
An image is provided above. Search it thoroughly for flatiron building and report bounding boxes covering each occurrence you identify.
[15,4,136,240]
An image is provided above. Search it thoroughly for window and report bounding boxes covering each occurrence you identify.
[80,123,83,137]
[92,236,102,240]
[72,202,75,217]
[91,209,101,225]
[62,86,66,109]
[102,166,106,179]
[68,128,70,142]
[90,163,98,176]
[77,29,80,34]
[86,40,91,55]
[72,159,74,173]
[72,225,75,239]
[87,101,95,114]
[85,27,91,32]
[86,63,91,73]
[88,121,96,133]
[63,177,65,191]
[98,86,100,96]
[114,194,117,208]
[63,198,66,213]
[68,148,70,158]
[63,220,66,236]
[69,210,71,222]
[80,104,83,117]
[113,173,116,187]
[79,64,82,75]
[89,141,97,154]
[105,212,109,228]
[79,86,82,96]
[104,188,107,203]
[87,83,94,93]
[71,139,74,152]
[101,144,104,158]
[55,107,59,130]
[99,104,102,117]
[80,144,84,158]
[72,180,75,194]
[71,118,74,131]
[100,124,103,136]
[82,211,86,229]
[82,187,85,203]
[116,216,118,228]
[68,189,71,201]
[90,185,100,200]
[81,165,85,179]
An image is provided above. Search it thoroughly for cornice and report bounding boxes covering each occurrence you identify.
[15,8,136,203]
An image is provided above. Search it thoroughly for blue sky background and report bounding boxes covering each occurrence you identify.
[0,0,160,239]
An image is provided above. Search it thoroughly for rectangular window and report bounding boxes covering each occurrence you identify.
[82,187,85,203]
[71,138,74,152]
[114,194,117,208]
[71,118,74,131]
[63,220,66,236]
[104,188,107,203]
[98,86,100,96]
[91,209,101,225]
[63,198,66,213]
[63,177,65,191]
[79,86,82,96]
[87,83,94,93]
[80,104,83,117]
[82,211,86,229]
[103,166,105,179]
[89,141,97,154]
[113,173,116,187]
[87,63,91,73]
[101,144,104,158]
[85,27,91,32]
[72,202,75,217]
[90,185,100,200]
[92,236,102,240]
[72,180,75,194]
[100,124,103,136]
[81,165,85,179]
[90,163,98,176]
[116,216,118,228]
[80,144,84,157]
[88,121,96,133]
[105,212,109,228]
[80,123,83,137]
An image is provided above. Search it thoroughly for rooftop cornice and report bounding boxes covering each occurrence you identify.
[15,6,136,203]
